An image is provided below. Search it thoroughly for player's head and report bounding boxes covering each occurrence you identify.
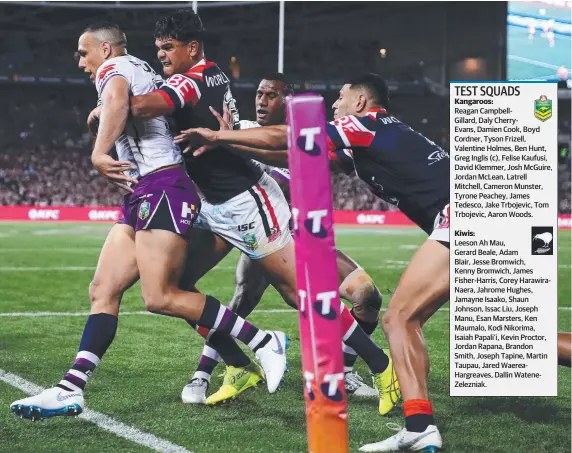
[332,73,389,119]
[154,9,205,77]
[256,73,293,126]
[76,22,127,82]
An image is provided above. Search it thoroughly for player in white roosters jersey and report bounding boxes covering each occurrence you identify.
[94,54,182,180]
[183,74,391,407]
[11,23,287,422]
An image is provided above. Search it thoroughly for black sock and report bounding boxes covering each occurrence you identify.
[204,331,251,368]
[198,295,271,351]
[345,325,389,374]
[405,414,435,433]
[404,399,435,432]
[351,309,378,335]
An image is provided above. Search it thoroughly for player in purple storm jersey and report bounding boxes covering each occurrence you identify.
[184,74,387,403]
[128,9,399,412]
[176,73,450,452]
[10,22,288,422]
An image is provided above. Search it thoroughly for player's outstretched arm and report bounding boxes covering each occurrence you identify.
[130,92,174,118]
[174,125,289,166]
[92,76,137,191]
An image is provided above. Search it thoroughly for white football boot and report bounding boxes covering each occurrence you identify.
[181,377,209,404]
[11,387,84,421]
[255,331,289,393]
[359,425,442,452]
[345,371,379,399]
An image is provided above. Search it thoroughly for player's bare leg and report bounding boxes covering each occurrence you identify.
[337,249,385,399]
[89,224,140,316]
[178,230,266,404]
[136,229,287,394]
[259,240,395,410]
[229,253,270,316]
[360,239,448,452]
[10,224,140,420]
[179,228,232,292]
[558,332,571,367]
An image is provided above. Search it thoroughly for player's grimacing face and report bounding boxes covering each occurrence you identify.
[76,33,106,82]
[332,84,359,119]
[256,80,286,126]
[155,38,193,77]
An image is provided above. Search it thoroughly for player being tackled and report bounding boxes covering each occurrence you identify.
[175,73,449,451]
[182,74,394,408]
[129,9,399,414]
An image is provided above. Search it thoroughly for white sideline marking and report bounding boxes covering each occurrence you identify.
[0,369,194,453]
[0,263,569,272]
[0,307,570,317]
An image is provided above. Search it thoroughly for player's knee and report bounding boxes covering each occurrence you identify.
[88,278,120,312]
[381,303,421,334]
[341,272,381,323]
[142,288,174,314]
[352,282,382,323]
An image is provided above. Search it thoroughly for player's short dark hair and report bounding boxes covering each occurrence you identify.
[347,73,389,108]
[154,9,205,43]
[83,21,127,47]
[261,73,294,96]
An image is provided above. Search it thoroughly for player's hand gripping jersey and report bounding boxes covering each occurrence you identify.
[156,60,263,203]
[327,108,450,235]
[95,55,182,179]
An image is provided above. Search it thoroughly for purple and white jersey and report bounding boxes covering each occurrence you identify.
[95,55,182,179]
[237,120,290,182]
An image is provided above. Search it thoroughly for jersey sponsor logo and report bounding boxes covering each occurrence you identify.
[138,201,151,220]
[181,202,196,219]
[379,116,400,125]
[28,208,60,220]
[428,149,449,165]
[238,221,255,232]
[205,72,230,88]
[88,210,120,221]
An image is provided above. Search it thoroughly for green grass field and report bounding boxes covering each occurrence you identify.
[0,222,570,453]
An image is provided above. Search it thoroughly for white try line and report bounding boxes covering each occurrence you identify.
[0,307,570,318]
[0,369,194,453]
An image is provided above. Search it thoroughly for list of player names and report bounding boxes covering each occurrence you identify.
[450,82,558,397]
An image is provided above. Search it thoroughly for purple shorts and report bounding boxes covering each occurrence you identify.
[118,166,200,238]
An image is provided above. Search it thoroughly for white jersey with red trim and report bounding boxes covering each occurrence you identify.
[237,119,291,182]
[95,55,182,179]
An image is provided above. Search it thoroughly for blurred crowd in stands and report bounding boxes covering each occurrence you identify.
[0,86,569,213]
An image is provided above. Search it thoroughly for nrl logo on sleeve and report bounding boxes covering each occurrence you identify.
[138,201,151,220]
[534,95,552,122]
